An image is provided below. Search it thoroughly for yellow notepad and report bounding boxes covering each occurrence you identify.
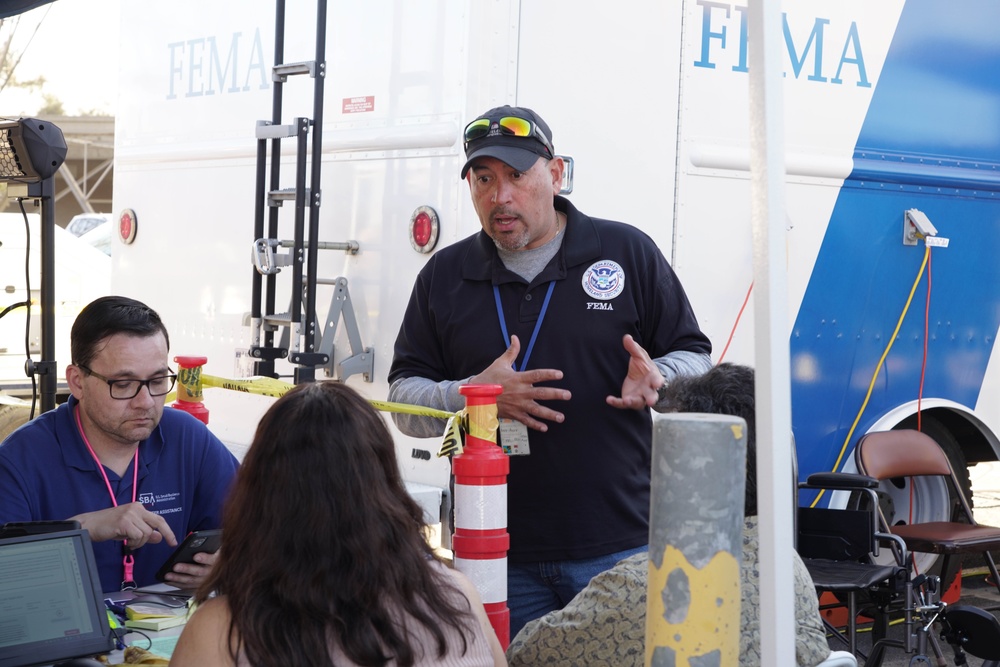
[125,601,189,631]
[124,615,187,631]
[126,602,186,620]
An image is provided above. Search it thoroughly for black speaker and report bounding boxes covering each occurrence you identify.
[0,118,67,182]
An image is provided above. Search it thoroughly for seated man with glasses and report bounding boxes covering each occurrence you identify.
[0,295,238,593]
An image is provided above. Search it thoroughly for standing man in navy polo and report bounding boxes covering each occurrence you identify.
[0,296,238,593]
[388,105,713,637]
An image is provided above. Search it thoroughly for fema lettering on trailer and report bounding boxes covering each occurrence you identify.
[693,0,871,87]
[166,29,270,100]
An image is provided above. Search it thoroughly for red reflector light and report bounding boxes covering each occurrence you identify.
[412,212,432,246]
[409,205,439,254]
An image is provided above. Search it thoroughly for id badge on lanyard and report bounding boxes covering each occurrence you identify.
[493,281,556,456]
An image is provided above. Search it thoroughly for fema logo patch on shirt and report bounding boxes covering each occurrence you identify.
[582,260,625,300]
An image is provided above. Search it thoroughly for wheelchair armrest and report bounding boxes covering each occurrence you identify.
[797,475,888,560]
[802,472,880,489]
[875,531,910,567]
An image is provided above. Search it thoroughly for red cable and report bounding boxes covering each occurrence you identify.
[717,281,753,365]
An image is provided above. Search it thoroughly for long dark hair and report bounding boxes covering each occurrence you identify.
[198,381,477,666]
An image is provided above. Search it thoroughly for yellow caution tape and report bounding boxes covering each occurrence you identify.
[201,374,293,398]
[437,412,466,458]
[466,402,499,443]
[368,400,457,421]
[175,365,204,401]
[168,372,469,457]
[370,401,467,458]
[178,373,462,421]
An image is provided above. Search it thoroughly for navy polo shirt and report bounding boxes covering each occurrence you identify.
[0,395,239,592]
[390,196,711,561]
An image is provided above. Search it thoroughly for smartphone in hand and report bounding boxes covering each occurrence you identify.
[154,529,222,582]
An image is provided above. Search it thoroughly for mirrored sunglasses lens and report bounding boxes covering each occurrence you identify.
[498,117,532,137]
[464,118,492,143]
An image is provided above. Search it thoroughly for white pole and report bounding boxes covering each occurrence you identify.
[747,1,796,666]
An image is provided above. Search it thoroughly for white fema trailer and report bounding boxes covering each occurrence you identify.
[0,212,110,400]
[111,0,1000,591]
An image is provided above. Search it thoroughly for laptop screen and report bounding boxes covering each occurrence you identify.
[0,529,115,667]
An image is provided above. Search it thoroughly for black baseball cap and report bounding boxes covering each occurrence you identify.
[460,105,555,178]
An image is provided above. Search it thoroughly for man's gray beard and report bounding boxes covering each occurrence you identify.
[490,230,530,252]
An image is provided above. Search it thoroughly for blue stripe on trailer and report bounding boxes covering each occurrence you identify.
[793,0,1000,504]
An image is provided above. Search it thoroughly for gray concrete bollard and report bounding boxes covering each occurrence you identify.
[646,413,746,667]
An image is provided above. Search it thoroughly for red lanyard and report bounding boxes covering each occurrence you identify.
[74,405,139,590]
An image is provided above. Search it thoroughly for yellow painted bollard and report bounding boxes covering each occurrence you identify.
[646,413,746,667]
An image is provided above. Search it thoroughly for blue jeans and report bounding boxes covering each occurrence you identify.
[507,544,648,640]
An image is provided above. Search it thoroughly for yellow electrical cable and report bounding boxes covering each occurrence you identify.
[810,244,931,508]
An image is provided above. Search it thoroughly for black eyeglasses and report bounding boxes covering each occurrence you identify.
[78,364,178,400]
[463,116,554,157]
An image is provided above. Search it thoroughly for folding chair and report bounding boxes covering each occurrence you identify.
[797,472,910,662]
[854,429,1000,599]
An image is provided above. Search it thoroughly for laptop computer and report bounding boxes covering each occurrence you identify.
[0,529,116,667]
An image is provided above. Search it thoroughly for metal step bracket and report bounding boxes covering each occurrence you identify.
[319,277,374,382]
[267,187,312,207]
[271,313,306,356]
[273,61,317,82]
[255,120,300,140]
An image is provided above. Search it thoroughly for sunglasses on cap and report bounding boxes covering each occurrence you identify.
[463,116,554,157]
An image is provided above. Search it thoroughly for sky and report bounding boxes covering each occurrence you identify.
[2,0,121,116]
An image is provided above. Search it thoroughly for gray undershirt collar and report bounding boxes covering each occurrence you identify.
[497,229,564,282]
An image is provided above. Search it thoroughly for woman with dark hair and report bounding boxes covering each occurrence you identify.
[171,381,506,666]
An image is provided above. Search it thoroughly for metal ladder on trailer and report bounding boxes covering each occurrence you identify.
[249,0,373,385]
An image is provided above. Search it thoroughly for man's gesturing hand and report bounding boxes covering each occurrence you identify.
[469,335,571,431]
[607,334,664,410]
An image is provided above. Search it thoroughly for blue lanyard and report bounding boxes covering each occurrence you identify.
[493,281,556,371]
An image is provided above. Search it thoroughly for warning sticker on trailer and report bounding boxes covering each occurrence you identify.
[342,96,375,113]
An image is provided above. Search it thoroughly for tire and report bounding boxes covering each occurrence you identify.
[855,416,970,593]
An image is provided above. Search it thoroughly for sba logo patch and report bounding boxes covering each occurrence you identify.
[582,260,625,300]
